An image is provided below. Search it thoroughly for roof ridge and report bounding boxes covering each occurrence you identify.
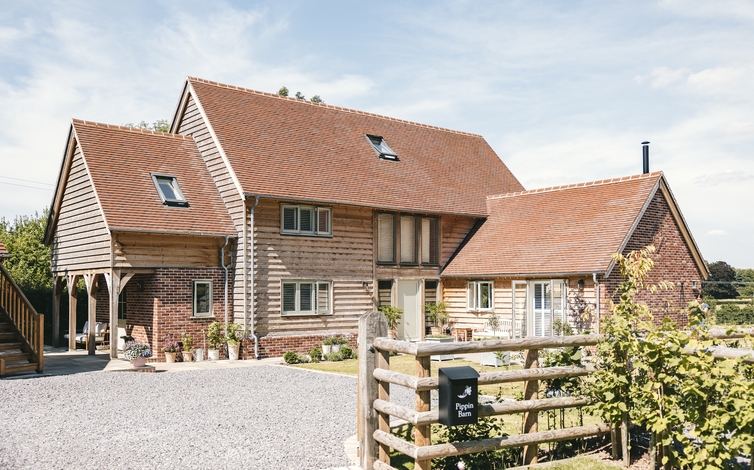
[487,172,663,200]
[71,118,194,141]
[186,76,484,138]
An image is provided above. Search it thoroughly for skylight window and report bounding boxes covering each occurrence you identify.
[366,134,399,161]
[151,174,188,207]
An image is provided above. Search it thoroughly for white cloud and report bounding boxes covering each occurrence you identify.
[635,66,691,89]
[659,0,754,20]
[708,230,728,236]
[687,66,751,95]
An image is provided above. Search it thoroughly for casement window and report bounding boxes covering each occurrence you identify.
[377,213,438,266]
[281,204,331,236]
[468,281,493,312]
[151,174,188,207]
[281,280,332,316]
[529,280,566,337]
[366,134,399,161]
[193,280,213,318]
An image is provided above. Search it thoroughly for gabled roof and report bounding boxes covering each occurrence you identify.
[0,240,9,258]
[45,120,236,244]
[442,172,708,278]
[172,77,524,216]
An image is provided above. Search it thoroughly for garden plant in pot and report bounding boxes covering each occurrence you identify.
[425,301,450,335]
[379,305,403,339]
[162,335,180,363]
[123,341,152,367]
[226,323,242,361]
[206,322,224,361]
[322,336,334,354]
[181,333,194,362]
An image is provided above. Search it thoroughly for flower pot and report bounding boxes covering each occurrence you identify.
[130,356,147,368]
[208,349,220,361]
[228,343,240,361]
[164,352,176,363]
[480,351,510,367]
[322,344,332,354]
[430,327,443,335]
[182,351,193,362]
[426,336,454,361]
[195,348,205,362]
[332,344,341,353]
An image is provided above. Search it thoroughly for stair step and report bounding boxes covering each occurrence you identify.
[0,322,12,331]
[3,362,39,374]
[0,351,32,362]
[0,332,17,340]
[0,342,23,351]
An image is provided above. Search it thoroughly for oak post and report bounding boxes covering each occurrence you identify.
[84,274,98,356]
[522,348,539,465]
[359,310,388,470]
[378,345,391,463]
[109,270,120,359]
[52,276,61,348]
[621,412,630,467]
[67,275,78,351]
[611,426,620,460]
[415,355,432,470]
[37,314,44,372]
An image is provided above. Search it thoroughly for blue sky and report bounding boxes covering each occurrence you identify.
[1,0,752,268]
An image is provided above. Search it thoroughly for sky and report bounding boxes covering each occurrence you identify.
[0,0,752,268]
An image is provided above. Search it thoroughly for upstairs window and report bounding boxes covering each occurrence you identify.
[377,213,438,266]
[151,174,188,206]
[468,281,493,312]
[366,134,399,161]
[281,280,332,316]
[281,204,331,236]
[377,213,395,263]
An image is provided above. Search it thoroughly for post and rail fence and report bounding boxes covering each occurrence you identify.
[357,310,754,470]
[0,263,44,376]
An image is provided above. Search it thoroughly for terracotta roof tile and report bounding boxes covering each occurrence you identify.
[187,78,524,216]
[72,120,236,236]
[442,172,663,277]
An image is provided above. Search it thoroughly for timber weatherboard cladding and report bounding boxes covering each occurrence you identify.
[113,232,230,269]
[51,143,110,273]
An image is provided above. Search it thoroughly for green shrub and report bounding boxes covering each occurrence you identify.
[716,303,754,325]
[324,351,343,362]
[340,345,353,359]
[283,351,300,364]
[309,347,322,363]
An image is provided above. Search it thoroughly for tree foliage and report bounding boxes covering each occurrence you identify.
[736,268,754,298]
[277,86,324,103]
[705,261,738,299]
[0,211,51,291]
[124,119,170,133]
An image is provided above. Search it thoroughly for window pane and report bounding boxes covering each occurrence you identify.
[282,283,296,312]
[300,283,313,311]
[544,283,551,309]
[378,280,392,307]
[377,214,394,262]
[428,219,437,264]
[468,283,476,310]
[195,283,210,314]
[400,216,416,263]
[157,178,178,200]
[317,283,330,314]
[283,207,298,231]
[534,284,542,309]
[480,283,490,309]
[421,219,430,264]
[318,208,330,234]
[300,207,314,232]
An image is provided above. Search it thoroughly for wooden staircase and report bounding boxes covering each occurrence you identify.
[0,263,43,377]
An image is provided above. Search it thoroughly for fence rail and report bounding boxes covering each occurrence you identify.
[0,263,43,375]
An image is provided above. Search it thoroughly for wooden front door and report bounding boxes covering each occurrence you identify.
[397,280,421,341]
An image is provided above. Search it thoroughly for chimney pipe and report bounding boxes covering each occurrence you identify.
[641,141,650,174]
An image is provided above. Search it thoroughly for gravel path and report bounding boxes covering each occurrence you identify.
[0,366,357,470]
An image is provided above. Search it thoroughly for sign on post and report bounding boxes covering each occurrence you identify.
[439,366,479,426]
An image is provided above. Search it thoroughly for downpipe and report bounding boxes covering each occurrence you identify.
[221,235,230,327]
[249,195,260,359]
[593,272,600,333]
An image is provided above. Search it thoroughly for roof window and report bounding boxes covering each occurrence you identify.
[151,174,188,207]
[366,134,399,161]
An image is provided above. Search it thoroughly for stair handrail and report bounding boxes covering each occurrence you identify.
[0,263,43,373]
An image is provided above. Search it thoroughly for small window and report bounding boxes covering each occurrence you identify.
[151,174,188,207]
[377,280,393,307]
[400,215,417,264]
[377,213,395,264]
[468,281,493,312]
[281,204,331,236]
[193,280,213,317]
[366,134,399,161]
[421,218,438,265]
[281,280,332,316]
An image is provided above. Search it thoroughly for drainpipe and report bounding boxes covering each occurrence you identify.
[593,273,601,333]
[249,195,260,359]
[221,235,230,327]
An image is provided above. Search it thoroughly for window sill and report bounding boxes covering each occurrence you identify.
[281,313,334,317]
[190,315,215,320]
[280,232,332,238]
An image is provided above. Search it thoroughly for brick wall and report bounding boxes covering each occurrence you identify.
[601,190,704,327]
[240,332,358,359]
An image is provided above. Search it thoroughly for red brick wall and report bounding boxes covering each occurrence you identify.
[240,332,358,359]
[601,191,704,327]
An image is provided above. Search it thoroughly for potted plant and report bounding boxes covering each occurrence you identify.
[379,305,403,339]
[331,336,348,353]
[123,341,152,368]
[425,301,450,335]
[426,329,454,361]
[206,321,224,361]
[322,336,334,354]
[162,335,180,363]
[181,333,194,362]
[226,322,242,361]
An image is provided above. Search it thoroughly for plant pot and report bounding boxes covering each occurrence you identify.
[332,344,341,353]
[228,343,240,361]
[164,352,176,363]
[480,351,510,367]
[182,351,193,362]
[130,356,147,368]
[322,344,332,354]
[195,348,205,362]
[426,336,455,361]
[208,349,220,361]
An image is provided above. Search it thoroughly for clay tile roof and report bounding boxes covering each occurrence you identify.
[442,172,664,277]
[186,77,524,216]
[71,120,236,236]
[0,240,9,258]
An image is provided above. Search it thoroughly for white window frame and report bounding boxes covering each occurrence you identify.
[281,204,332,236]
[281,280,333,316]
[151,173,188,207]
[526,279,567,337]
[192,280,213,318]
[467,280,494,312]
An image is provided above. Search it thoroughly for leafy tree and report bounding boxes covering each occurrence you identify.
[705,261,738,299]
[124,120,170,132]
[277,86,289,96]
[310,95,324,103]
[736,268,754,298]
[295,91,305,100]
[0,211,51,291]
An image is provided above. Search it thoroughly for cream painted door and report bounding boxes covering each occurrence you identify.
[397,280,421,341]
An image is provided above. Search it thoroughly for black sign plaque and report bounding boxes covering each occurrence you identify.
[438,366,479,426]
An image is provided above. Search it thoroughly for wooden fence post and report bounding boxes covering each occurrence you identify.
[522,348,539,465]
[359,310,388,470]
[415,355,432,470]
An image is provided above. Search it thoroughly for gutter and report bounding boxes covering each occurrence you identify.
[593,272,601,334]
[248,195,260,359]
[221,235,230,327]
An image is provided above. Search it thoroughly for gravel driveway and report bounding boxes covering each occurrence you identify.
[0,366,358,469]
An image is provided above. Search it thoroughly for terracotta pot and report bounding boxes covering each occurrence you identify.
[164,352,176,363]
[181,351,193,362]
[130,356,147,368]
